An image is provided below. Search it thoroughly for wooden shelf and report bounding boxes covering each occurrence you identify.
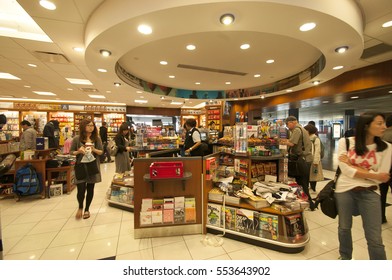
[143,172,192,192]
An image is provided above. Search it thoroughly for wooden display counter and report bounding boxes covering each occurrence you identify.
[133,156,203,238]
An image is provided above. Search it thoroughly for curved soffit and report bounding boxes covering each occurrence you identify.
[84,0,364,101]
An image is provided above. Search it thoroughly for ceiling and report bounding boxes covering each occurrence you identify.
[0,0,392,112]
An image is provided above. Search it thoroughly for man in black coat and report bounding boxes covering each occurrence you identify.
[99,122,112,163]
[43,120,60,148]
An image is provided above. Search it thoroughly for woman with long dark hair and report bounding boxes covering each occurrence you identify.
[70,119,103,220]
[336,112,391,260]
[114,122,132,173]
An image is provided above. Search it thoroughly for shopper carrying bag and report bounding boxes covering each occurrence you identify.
[70,119,103,220]
[334,112,391,260]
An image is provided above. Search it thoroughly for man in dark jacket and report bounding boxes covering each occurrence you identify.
[99,122,112,163]
[43,120,60,148]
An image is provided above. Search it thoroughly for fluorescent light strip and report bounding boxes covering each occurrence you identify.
[88,95,106,99]
[0,97,125,106]
[134,99,148,103]
[66,78,93,85]
[33,91,56,96]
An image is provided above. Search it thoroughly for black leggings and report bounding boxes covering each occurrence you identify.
[77,182,95,212]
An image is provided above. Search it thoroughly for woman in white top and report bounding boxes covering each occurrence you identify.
[304,124,324,192]
[336,112,391,260]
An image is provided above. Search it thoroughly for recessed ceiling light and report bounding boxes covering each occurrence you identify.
[299,22,316,31]
[137,24,152,35]
[220,14,235,25]
[136,91,143,94]
[335,46,349,53]
[134,99,148,103]
[66,78,93,85]
[382,20,392,28]
[333,65,344,70]
[160,61,168,65]
[67,88,73,91]
[97,68,107,73]
[88,95,106,99]
[33,91,56,96]
[351,96,359,99]
[28,63,37,67]
[169,75,175,78]
[240,44,250,50]
[160,96,165,99]
[99,49,111,57]
[195,82,201,85]
[0,72,21,80]
[389,90,392,94]
[186,45,196,51]
[225,82,231,85]
[24,85,31,88]
[114,82,121,87]
[254,74,261,78]
[286,89,293,92]
[234,98,238,100]
[73,47,84,52]
[260,95,265,99]
[39,0,56,10]
[312,80,320,85]
[106,90,111,93]
[266,59,275,64]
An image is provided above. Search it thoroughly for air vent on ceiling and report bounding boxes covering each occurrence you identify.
[177,64,247,76]
[361,43,392,59]
[33,51,70,64]
[80,88,99,93]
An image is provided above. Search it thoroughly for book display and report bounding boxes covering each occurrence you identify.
[203,151,309,253]
[106,171,134,211]
[133,157,203,239]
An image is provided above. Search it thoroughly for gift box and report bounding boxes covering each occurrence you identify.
[149,162,183,178]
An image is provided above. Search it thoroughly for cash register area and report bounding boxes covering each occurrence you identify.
[1,162,392,260]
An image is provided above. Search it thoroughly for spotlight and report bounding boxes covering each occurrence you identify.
[114,82,121,87]
[312,80,320,85]
[335,46,349,53]
[220,14,235,25]
[100,49,112,57]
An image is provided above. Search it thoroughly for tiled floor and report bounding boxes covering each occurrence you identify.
[1,163,392,260]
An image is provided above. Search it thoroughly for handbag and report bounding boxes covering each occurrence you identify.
[315,179,338,218]
[74,160,99,180]
[288,153,302,177]
[314,138,349,219]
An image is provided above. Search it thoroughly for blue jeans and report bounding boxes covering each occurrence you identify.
[335,190,386,260]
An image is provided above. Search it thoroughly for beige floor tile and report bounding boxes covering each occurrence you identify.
[11,211,47,224]
[49,227,90,248]
[3,249,45,260]
[185,235,226,260]
[28,218,67,235]
[228,246,270,260]
[93,211,123,226]
[117,234,152,255]
[153,241,192,260]
[116,248,154,260]
[152,235,184,247]
[40,243,83,260]
[8,231,58,254]
[85,222,121,242]
[78,236,118,260]
[2,222,37,238]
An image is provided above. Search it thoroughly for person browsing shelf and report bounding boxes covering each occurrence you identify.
[114,123,132,173]
[19,120,37,151]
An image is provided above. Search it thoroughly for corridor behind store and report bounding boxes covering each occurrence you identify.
[1,158,392,260]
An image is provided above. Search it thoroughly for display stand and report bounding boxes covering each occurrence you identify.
[46,166,76,197]
[203,152,309,253]
[143,172,192,192]
[106,176,134,212]
[133,157,203,238]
